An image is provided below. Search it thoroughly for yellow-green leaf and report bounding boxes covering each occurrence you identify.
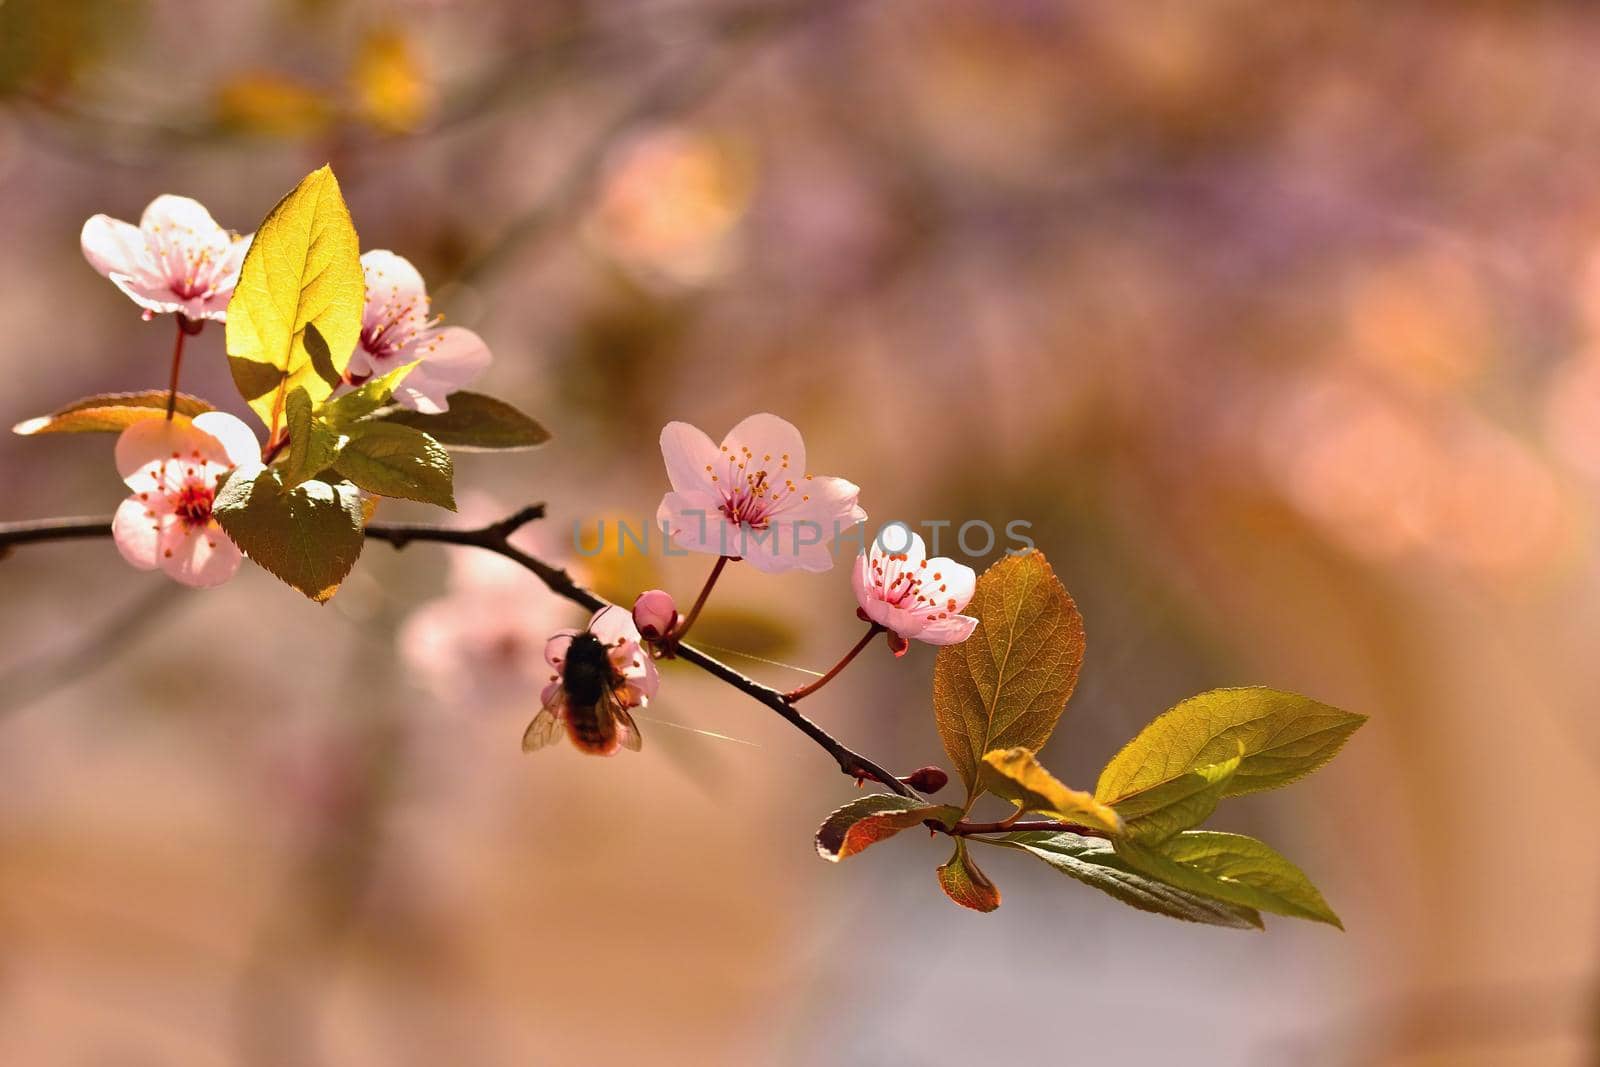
[937,839,1001,912]
[372,390,551,451]
[932,550,1085,801]
[1115,750,1240,844]
[1115,831,1342,928]
[13,391,214,435]
[1095,688,1365,806]
[334,422,454,509]
[213,465,364,602]
[226,166,364,446]
[815,794,961,862]
[996,831,1262,929]
[279,387,347,487]
[979,747,1122,834]
[322,362,419,427]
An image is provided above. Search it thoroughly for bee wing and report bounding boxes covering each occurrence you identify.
[522,693,567,753]
[609,694,644,753]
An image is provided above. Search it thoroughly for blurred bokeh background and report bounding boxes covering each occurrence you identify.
[2,0,1598,1063]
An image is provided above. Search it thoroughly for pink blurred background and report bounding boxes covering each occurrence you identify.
[2,1,1597,1063]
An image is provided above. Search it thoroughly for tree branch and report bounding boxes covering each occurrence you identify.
[0,507,920,799]
[946,819,1112,840]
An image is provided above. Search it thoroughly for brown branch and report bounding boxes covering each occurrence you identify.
[0,507,920,799]
[946,819,1112,840]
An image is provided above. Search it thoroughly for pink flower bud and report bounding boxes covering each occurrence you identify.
[632,589,678,640]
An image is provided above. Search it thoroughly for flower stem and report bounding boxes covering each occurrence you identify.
[671,555,729,643]
[165,319,188,421]
[785,623,884,702]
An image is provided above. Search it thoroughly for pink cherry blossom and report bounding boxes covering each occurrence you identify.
[528,607,660,755]
[852,526,978,647]
[81,195,252,322]
[111,412,259,587]
[656,413,867,573]
[343,250,492,414]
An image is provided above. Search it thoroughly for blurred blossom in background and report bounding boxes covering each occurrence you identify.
[3,1,1600,1064]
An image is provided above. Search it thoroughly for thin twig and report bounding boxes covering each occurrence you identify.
[0,507,920,798]
[946,818,1110,840]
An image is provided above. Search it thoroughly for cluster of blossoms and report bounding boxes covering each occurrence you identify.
[79,195,980,761]
[81,194,494,587]
[530,412,980,756]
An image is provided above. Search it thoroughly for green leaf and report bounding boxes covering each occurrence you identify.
[932,550,1085,801]
[213,465,365,602]
[226,165,365,446]
[371,390,551,451]
[279,387,347,487]
[1095,688,1366,806]
[1114,831,1342,928]
[995,831,1262,929]
[815,794,962,862]
[333,422,454,508]
[1114,750,1240,844]
[979,748,1123,835]
[937,839,1001,912]
[13,391,214,435]
[322,362,419,428]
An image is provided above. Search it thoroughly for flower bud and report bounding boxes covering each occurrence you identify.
[632,589,678,640]
[902,766,949,793]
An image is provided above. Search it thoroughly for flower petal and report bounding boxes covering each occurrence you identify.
[544,629,580,669]
[591,604,643,648]
[851,547,874,607]
[743,520,838,573]
[721,413,805,481]
[116,417,196,483]
[139,194,226,239]
[923,556,977,612]
[659,421,721,494]
[657,489,736,557]
[780,475,867,535]
[112,496,165,571]
[191,411,260,468]
[159,523,243,587]
[81,215,155,283]
[871,525,926,570]
[917,613,979,645]
[393,326,492,413]
[361,249,431,327]
[108,274,188,317]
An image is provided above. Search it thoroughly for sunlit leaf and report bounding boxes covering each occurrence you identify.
[1096,688,1366,805]
[371,391,550,451]
[13,391,213,435]
[932,550,1085,801]
[979,747,1122,834]
[322,363,419,427]
[815,794,961,862]
[279,387,347,487]
[226,166,364,447]
[937,839,1001,912]
[213,465,364,603]
[1115,831,1342,928]
[334,422,453,509]
[1114,750,1240,844]
[996,831,1262,929]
